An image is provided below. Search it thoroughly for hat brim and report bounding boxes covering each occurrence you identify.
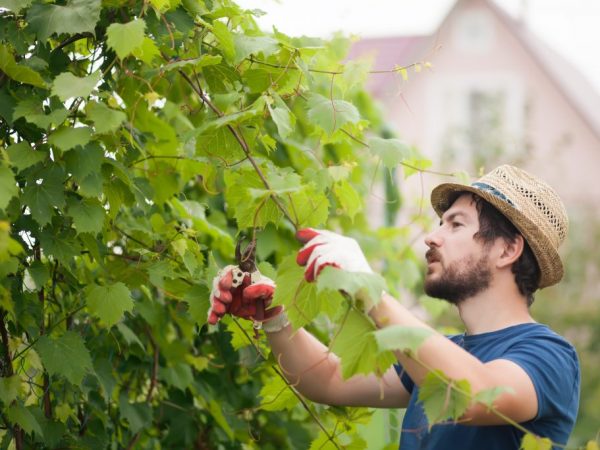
[430,182,564,289]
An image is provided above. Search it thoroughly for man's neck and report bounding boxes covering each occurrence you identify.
[457,284,535,335]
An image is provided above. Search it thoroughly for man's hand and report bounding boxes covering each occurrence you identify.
[207,266,283,325]
[296,228,373,282]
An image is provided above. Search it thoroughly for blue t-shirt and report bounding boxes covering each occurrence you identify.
[395,323,580,450]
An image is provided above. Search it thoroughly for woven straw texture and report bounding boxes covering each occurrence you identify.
[431,165,568,289]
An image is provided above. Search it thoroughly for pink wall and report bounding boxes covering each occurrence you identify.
[364,0,600,217]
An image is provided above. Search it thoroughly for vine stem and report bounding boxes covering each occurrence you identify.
[177,70,299,230]
[232,319,341,449]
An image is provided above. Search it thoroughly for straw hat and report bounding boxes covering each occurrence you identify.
[430,165,568,289]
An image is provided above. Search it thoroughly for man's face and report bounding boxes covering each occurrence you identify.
[424,194,492,304]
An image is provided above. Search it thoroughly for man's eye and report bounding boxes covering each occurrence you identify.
[452,222,463,228]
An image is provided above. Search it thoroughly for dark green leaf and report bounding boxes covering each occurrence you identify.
[27,0,101,41]
[7,404,43,437]
[6,142,46,170]
[36,331,93,385]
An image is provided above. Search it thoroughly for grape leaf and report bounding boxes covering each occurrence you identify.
[27,0,101,41]
[7,404,43,437]
[6,142,46,171]
[22,165,65,226]
[67,197,105,234]
[316,266,386,308]
[307,93,360,135]
[51,71,101,101]
[12,99,68,129]
[0,0,33,12]
[520,433,553,450]
[0,375,20,405]
[330,309,395,379]
[373,325,433,355]
[87,282,134,327]
[233,34,279,64]
[106,19,146,59]
[418,370,471,424]
[473,386,514,410]
[332,180,362,221]
[48,126,92,151]
[368,137,410,169]
[183,285,210,326]
[85,101,126,134]
[0,166,19,210]
[259,375,299,411]
[267,92,295,139]
[212,21,235,62]
[0,44,46,88]
[36,331,93,385]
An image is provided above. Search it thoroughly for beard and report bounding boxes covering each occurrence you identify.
[424,250,492,305]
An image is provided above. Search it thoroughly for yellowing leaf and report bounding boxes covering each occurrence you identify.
[520,433,553,450]
[259,376,299,411]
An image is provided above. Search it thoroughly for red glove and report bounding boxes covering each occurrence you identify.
[207,266,282,325]
[296,228,373,282]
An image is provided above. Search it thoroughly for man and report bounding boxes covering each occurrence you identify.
[208,165,580,449]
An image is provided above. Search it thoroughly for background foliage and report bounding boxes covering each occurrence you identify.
[0,0,597,448]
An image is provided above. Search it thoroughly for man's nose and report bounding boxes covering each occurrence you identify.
[424,227,443,248]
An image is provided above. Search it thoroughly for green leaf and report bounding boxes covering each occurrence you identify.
[418,370,471,424]
[520,433,553,450]
[212,21,235,62]
[316,266,386,308]
[106,19,146,59]
[64,142,105,180]
[183,285,210,326]
[27,0,101,41]
[0,166,18,210]
[22,166,65,225]
[267,92,295,139]
[259,375,299,411]
[473,386,514,410]
[307,93,360,135]
[0,375,20,405]
[330,309,395,379]
[332,180,362,221]
[48,126,92,151]
[85,101,126,134]
[6,142,46,171]
[7,404,43,437]
[132,36,161,64]
[12,99,68,129]
[160,54,222,72]
[67,197,105,234]
[0,0,33,12]
[0,45,47,88]
[233,34,279,64]
[160,363,193,391]
[119,394,152,434]
[39,228,80,263]
[373,325,433,355]
[368,137,410,169]
[36,331,93,385]
[51,71,101,101]
[87,282,134,327]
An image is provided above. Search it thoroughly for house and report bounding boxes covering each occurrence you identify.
[349,0,600,219]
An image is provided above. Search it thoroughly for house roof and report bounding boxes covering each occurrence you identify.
[349,0,600,140]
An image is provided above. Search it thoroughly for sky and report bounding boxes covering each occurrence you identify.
[235,0,600,94]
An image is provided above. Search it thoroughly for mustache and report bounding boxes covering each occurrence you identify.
[425,249,441,263]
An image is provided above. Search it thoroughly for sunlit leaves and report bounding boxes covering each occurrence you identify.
[0,375,21,405]
[0,166,19,210]
[0,44,46,88]
[316,266,387,308]
[51,71,101,101]
[369,137,410,169]
[520,433,553,450]
[106,18,146,59]
[48,126,92,151]
[85,101,126,133]
[373,325,433,355]
[259,375,299,411]
[307,93,361,135]
[418,370,471,424]
[27,0,101,41]
[330,309,395,379]
[86,282,134,327]
[7,404,43,437]
[36,332,93,385]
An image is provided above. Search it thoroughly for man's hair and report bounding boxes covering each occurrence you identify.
[450,193,541,305]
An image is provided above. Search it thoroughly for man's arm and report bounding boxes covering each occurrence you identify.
[266,324,411,408]
[370,293,538,425]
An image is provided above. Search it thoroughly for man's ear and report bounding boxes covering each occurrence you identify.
[496,234,525,269]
